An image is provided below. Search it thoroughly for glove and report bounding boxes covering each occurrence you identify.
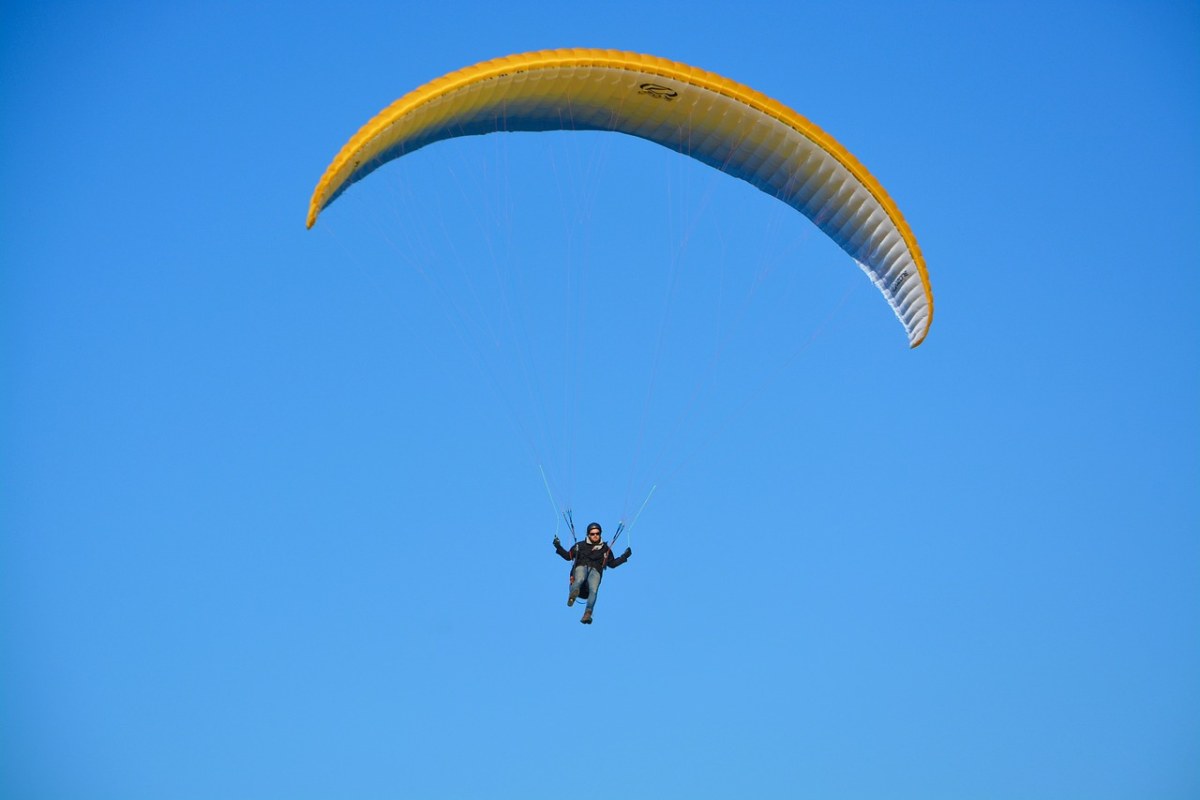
[622,547,632,559]
[553,536,561,547]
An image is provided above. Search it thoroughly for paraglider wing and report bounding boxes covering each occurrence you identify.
[308,49,933,346]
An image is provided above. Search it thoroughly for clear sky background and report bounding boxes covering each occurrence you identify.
[3,2,1198,798]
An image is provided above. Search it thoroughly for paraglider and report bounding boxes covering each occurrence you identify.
[554,522,631,624]
[308,49,935,623]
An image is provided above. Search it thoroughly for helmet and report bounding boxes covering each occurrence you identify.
[586,522,602,534]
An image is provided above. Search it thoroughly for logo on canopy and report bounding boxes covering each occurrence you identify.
[638,83,678,101]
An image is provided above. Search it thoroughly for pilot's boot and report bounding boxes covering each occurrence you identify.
[580,608,593,624]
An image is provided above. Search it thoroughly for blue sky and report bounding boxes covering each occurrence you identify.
[3,1,1198,798]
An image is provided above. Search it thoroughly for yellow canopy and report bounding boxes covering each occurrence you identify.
[309,49,933,346]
